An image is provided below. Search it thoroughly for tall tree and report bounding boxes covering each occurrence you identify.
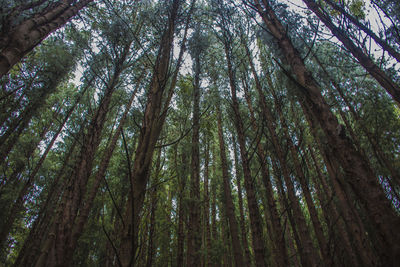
[118,1,193,265]
[215,99,245,267]
[186,25,204,266]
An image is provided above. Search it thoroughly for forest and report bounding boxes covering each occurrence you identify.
[0,0,399,266]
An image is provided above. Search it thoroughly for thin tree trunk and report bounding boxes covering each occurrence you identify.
[269,158,306,266]
[187,48,202,267]
[285,222,301,267]
[176,148,187,267]
[0,86,60,164]
[203,140,212,267]
[146,150,161,267]
[211,152,219,267]
[215,102,245,267]
[232,137,252,267]
[161,188,173,267]
[220,217,232,267]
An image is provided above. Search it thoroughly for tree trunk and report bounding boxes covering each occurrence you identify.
[0,83,61,164]
[0,80,92,247]
[203,140,212,267]
[186,48,202,267]
[298,98,377,267]
[246,45,319,266]
[220,217,232,267]
[0,0,93,78]
[211,152,219,267]
[118,2,192,264]
[311,51,400,184]
[306,144,359,267]
[215,102,245,267]
[269,158,306,266]
[232,137,252,267]
[176,145,187,267]
[146,150,161,267]
[12,136,77,267]
[67,85,138,263]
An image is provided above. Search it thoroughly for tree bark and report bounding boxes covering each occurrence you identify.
[186,47,202,267]
[118,2,192,264]
[0,0,93,78]
[203,140,212,267]
[215,102,245,267]
[232,137,253,267]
